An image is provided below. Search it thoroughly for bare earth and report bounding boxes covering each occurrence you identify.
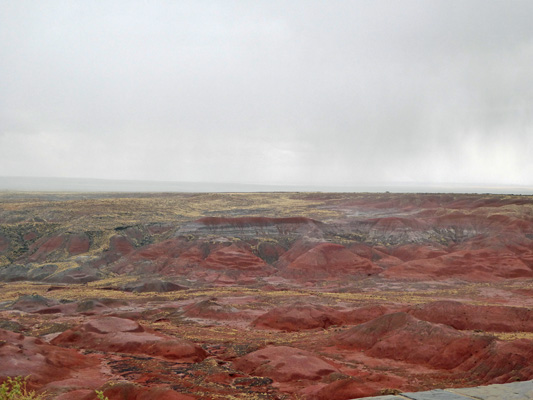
[0,192,532,399]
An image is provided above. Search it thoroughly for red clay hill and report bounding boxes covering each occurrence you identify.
[0,192,532,399]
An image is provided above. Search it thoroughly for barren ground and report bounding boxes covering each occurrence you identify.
[0,192,532,399]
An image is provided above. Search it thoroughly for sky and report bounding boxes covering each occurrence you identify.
[1,1,532,189]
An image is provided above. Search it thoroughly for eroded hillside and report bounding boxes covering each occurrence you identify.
[0,192,532,399]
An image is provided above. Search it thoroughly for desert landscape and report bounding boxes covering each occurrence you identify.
[0,191,532,399]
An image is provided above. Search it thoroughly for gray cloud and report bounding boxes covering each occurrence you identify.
[1,0,532,188]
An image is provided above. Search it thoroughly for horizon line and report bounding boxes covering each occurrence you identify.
[0,176,532,195]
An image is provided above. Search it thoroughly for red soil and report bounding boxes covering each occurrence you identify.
[202,244,269,272]
[409,300,533,332]
[67,234,91,255]
[3,192,533,398]
[83,384,196,400]
[23,233,89,262]
[283,243,382,279]
[184,298,243,320]
[52,317,207,362]
[384,249,533,281]
[109,235,135,256]
[27,236,65,262]
[334,312,533,381]
[340,304,406,325]
[391,244,448,261]
[233,346,340,382]
[311,374,406,400]
[0,329,103,394]
[253,303,344,331]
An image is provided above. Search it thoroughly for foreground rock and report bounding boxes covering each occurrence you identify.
[52,316,207,362]
[335,312,533,382]
[354,379,533,400]
[253,302,344,331]
[0,329,104,396]
[233,345,339,382]
[310,374,407,400]
[335,313,493,370]
[80,382,196,400]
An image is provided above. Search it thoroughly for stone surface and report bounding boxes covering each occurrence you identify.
[450,380,533,400]
[401,389,471,399]
[352,380,533,400]
[356,397,406,400]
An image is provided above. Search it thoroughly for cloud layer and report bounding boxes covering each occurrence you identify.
[1,1,532,187]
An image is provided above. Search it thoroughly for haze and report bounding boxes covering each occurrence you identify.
[1,1,532,191]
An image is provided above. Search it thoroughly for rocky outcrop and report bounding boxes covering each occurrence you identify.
[233,346,339,382]
[253,302,344,331]
[281,242,382,280]
[121,279,188,293]
[80,383,196,400]
[384,249,533,281]
[52,317,207,362]
[409,300,533,332]
[177,217,325,238]
[335,312,533,381]
[335,312,494,370]
[183,298,242,320]
[202,244,270,272]
[0,329,104,394]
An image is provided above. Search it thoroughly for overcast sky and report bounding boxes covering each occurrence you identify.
[1,1,532,188]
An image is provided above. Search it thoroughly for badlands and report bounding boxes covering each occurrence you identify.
[0,191,532,399]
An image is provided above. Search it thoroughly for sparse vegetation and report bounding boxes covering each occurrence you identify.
[95,390,109,400]
[0,377,47,400]
[1,192,532,398]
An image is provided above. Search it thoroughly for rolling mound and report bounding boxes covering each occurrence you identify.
[2,192,533,398]
[335,312,533,380]
[282,242,382,279]
[233,345,339,382]
[0,329,104,396]
[52,317,207,362]
[409,300,533,332]
[253,302,344,331]
[384,248,533,281]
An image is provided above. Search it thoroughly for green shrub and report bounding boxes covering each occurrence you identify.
[95,390,109,400]
[0,377,47,400]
